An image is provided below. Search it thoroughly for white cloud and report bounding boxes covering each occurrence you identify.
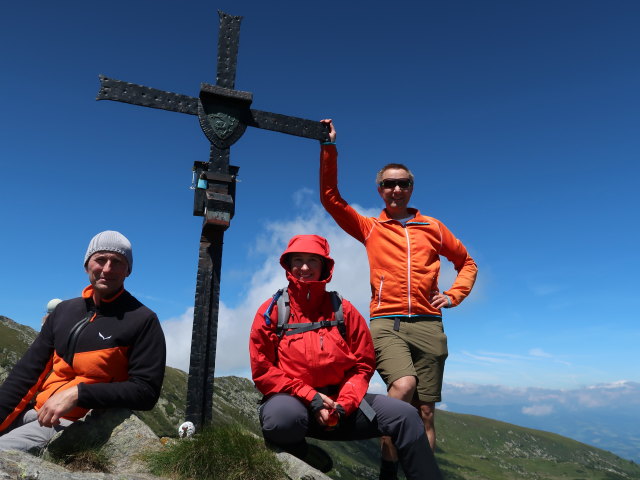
[442,381,640,413]
[522,404,554,416]
[448,348,574,385]
[161,307,195,372]
[460,350,523,364]
[575,393,606,408]
[529,348,552,358]
[367,375,388,395]
[588,380,630,390]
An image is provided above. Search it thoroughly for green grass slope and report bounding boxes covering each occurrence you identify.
[2,316,639,479]
[435,410,640,479]
[210,376,640,480]
[0,316,38,382]
[134,366,188,437]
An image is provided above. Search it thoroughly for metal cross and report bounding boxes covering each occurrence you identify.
[96,10,330,430]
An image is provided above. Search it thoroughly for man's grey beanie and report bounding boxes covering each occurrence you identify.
[84,231,133,273]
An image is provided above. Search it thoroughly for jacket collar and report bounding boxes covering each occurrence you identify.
[81,285,128,314]
[378,207,420,222]
[286,273,328,320]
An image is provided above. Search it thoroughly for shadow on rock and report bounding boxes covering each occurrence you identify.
[43,408,162,475]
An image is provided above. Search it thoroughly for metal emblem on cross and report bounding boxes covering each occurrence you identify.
[96,10,330,430]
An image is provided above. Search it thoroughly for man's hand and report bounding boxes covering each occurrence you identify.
[37,386,79,427]
[429,293,452,309]
[320,119,337,142]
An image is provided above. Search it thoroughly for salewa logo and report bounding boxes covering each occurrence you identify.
[98,332,112,340]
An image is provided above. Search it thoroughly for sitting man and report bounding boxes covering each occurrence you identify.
[0,230,166,453]
[249,234,442,479]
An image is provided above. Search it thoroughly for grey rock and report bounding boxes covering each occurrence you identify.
[44,408,162,475]
[0,449,165,479]
[239,428,334,480]
[274,451,334,480]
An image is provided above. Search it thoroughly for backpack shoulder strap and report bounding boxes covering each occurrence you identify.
[263,288,286,326]
[276,288,290,338]
[329,291,346,340]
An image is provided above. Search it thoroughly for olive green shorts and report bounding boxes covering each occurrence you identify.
[370,317,448,403]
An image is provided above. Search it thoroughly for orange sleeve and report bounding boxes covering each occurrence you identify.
[320,144,374,243]
[438,220,478,306]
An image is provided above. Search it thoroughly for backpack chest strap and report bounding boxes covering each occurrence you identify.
[283,320,341,336]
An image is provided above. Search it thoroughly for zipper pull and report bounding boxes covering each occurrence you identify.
[320,333,324,350]
[306,289,310,301]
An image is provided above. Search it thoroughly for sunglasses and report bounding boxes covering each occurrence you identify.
[379,179,413,189]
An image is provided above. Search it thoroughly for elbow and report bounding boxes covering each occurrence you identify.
[136,390,161,411]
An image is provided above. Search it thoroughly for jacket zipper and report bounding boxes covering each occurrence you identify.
[403,226,412,315]
[63,311,95,366]
[377,276,384,307]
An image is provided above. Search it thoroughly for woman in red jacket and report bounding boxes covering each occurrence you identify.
[249,234,441,479]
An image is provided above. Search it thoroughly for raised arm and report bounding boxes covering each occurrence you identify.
[319,119,374,243]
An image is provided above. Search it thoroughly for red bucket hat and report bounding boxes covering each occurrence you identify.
[280,234,335,281]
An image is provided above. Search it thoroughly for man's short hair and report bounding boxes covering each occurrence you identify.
[376,163,415,185]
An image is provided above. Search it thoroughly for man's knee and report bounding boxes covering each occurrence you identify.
[372,396,425,449]
[388,376,417,402]
[0,409,67,453]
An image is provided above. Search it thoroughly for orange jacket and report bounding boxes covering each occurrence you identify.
[320,144,477,319]
[0,286,166,432]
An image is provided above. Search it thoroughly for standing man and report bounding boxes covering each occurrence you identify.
[319,120,477,474]
[0,230,166,453]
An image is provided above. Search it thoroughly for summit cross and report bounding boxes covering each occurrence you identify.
[96,10,330,430]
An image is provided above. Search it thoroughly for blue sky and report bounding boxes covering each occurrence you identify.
[2,0,639,399]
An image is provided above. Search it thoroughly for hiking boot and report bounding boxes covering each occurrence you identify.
[379,459,399,480]
[268,440,333,473]
[300,443,334,473]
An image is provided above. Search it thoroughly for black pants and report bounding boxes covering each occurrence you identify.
[259,393,442,479]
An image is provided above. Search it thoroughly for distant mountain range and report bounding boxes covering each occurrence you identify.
[2,315,639,479]
[441,381,640,463]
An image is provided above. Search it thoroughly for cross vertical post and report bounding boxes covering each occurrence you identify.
[185,11,242,430]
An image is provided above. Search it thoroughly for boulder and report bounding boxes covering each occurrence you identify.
[43,408,162,475]
[275,451,335,480]
[0,449,164,480]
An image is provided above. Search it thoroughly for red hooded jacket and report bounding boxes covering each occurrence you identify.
[249,235,375,416]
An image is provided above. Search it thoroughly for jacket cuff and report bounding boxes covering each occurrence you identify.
[443,291,457,307]
[76,382,86,407]
[299,386,319,405]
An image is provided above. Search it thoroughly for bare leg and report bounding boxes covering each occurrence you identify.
[412,399,436,451]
